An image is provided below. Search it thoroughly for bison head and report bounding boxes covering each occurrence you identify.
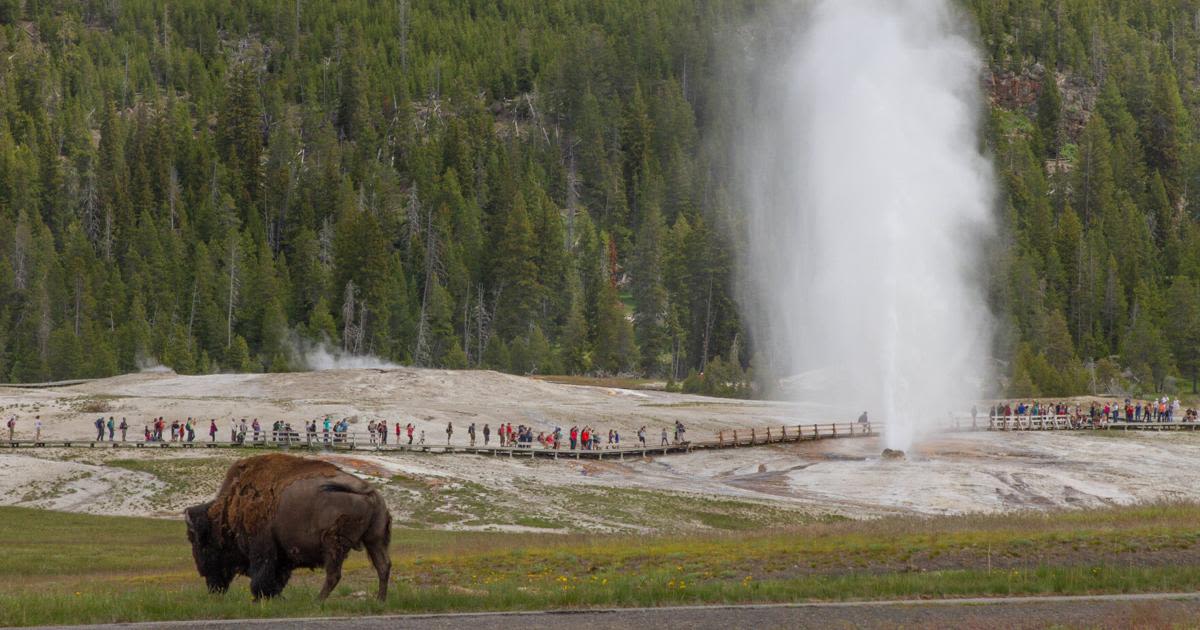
[184,502,236,593]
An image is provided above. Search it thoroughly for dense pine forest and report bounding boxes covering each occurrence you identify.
[0,1,1199,398]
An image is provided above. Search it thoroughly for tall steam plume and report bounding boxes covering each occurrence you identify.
[737,0,995,450]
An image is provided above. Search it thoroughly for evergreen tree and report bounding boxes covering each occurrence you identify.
[593,280,638,374]
[493,192,540,337]
[631,204,668,374]
[1037,71,1063,158]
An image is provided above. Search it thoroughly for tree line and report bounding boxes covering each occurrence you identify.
[971,0,1200,395]
[0,0,750,389]
[2,0,1199,399]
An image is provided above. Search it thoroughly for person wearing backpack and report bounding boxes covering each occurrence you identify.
[119,418,129,441]
[94,417,105,441]
[106,417,115,440]
[6,416,15,442]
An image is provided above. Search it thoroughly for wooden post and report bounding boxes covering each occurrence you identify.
[750,428,756,444]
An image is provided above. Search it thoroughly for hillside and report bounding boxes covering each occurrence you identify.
[0,1,1198,399]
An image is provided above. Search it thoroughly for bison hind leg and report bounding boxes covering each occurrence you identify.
[365,515,391,602]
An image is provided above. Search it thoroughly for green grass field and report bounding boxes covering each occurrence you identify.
[3,502,1200,625]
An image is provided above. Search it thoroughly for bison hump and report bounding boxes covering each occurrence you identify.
[208,454,346,536]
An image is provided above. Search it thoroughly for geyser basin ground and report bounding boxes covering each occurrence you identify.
[3,369,1200,525]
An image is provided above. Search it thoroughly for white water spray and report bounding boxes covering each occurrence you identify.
[737,0,994,450]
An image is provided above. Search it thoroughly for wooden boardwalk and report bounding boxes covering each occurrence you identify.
[0,421,878,460]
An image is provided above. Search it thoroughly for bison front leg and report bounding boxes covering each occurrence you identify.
[248,543,286,600]
[317,547,348,601]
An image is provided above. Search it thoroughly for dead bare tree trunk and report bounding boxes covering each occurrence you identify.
[355,297,367,354]
[73,277,82,337]
[168,166,180,231]
[462,292,471,363]
[226,237,240,348]
[414,206,439,366]
[36,281,51,360]
[396,0,410,74]
[701,278,713,373]
[342,280,357,353]
[565,143,579,248]
[187,281,198,342]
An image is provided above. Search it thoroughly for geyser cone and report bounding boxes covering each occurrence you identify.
[736,0,994,451]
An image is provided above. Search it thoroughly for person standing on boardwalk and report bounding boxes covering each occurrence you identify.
[120,418,129,441]
[407,423,414,444]
[445,422,454,445]
[94,417,105,441]
[483,423,491,445]
[185,419,194,442]
[661,427,669,446]
[6,416,14,441]
[107,417,115,440]
[468,422,476,447]
[380,421,388,445]
[34,416,41,442]
[209,419,218,442]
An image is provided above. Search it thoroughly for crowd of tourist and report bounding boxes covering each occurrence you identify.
[4,413,695,450]
[990,397,1197,426]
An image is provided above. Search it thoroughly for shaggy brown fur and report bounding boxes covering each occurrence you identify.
[207,454,342,536]
[187,453,391,600]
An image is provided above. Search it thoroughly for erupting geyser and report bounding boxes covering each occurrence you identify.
[737,0,994,451]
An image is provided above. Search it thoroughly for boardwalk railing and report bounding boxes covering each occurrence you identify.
[2,421,878,459]
[987,413,1200,432]
[988,414,1081,431]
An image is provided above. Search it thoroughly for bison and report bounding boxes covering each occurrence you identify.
[184,453,391,601]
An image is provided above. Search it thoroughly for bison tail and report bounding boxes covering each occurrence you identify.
[319,481,371,494]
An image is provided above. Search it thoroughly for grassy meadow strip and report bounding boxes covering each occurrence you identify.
[3,503,1200,625]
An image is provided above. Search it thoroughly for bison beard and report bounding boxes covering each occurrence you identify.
[185,454,391,601]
